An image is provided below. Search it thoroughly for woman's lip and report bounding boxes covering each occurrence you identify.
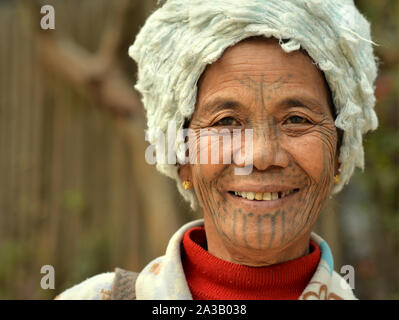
[226,188,301,211]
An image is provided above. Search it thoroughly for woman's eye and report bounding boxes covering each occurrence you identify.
[285,116,310,125]
[214,117,239,126]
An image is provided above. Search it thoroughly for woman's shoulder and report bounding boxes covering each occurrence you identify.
[55,272,115,300]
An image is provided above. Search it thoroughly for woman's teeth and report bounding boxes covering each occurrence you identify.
[233,190,297,201]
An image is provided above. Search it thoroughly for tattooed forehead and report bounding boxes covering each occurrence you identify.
[234,73,292,92]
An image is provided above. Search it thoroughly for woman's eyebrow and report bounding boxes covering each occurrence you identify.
[200,98,243,114]
[277,97,325,114]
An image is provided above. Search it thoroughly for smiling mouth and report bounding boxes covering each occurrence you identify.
[228,189,300,201]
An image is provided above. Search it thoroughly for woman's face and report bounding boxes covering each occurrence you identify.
[180,38,338,265]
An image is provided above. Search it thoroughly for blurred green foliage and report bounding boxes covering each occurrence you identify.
[357,0,399,240]
[350,0,399,298]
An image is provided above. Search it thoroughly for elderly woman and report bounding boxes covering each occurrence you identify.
[57,0,378,300]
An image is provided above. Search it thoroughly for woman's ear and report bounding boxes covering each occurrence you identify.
[334,128,343,177]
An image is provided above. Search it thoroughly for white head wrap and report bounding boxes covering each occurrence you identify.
[129,0,378,210]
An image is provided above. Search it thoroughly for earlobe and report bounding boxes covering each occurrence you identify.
[178,164,193,190]
[178,164,191,183]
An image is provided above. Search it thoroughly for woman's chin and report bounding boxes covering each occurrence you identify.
[214,216,304,252]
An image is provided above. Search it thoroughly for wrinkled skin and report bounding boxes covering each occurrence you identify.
[179,37,339,266]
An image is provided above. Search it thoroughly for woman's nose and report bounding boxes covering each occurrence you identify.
[252,124,290,171]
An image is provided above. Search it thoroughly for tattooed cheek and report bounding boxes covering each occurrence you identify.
[305,128,337,162]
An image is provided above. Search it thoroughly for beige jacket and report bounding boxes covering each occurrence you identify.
[56,219,357,300]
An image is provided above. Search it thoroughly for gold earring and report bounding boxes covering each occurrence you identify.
[334,175,341,185]
[182,180,193,190]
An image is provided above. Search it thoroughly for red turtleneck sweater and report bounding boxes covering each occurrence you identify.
[181,226,321,300]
